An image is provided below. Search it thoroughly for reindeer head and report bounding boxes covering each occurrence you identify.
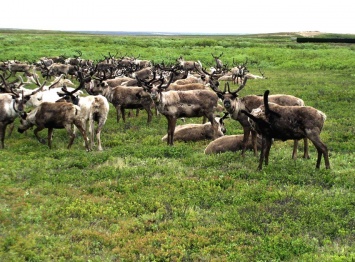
[136,72,174,103]
[210,81,246,114]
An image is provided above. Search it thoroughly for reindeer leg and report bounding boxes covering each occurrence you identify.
[64,124,76,149]
[34,126,46,144]
[115,105,121,123]
[292,139,298,160]
[96,116,107,151]
[241,127,251,157]
[264,138,272,167]
[146,107,153,124]
[73,120,90,151]
[258,136,272,170]
[303,138,310,159]
[47,128,54,149]
[0,123,6,149]
[167,116,177,146]
[121,108,126,123]
[7,122,14,137]
[251,130,258,157]
[96,127,102,151]
[309,136,329,169]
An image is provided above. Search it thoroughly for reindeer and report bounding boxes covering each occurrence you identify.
[24,75,82,107]
[132,55,152,69]
[176,56,202,74]
[0,77,29,148]
[8,61,35,77]
[204,134,262,155]
[18,101,90,151]
[161,113,228,142]
[137,74,220,145]
[44,63,72,78]
[211,81,309,159]
[242,90,330,170]
[0,61,9,73]
[65,50,83,66]
[87,77,154,124]
[211,53,224,71]
[130,67,154,80]
[244,68,267,80]
[0,74,41,144]
[230,58,249,85]
[57,77,109,151]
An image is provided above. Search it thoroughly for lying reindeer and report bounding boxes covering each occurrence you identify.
[161,114,228,142]
[204,134,262,155]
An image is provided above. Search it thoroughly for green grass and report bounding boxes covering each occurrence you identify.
[0,30,355,261]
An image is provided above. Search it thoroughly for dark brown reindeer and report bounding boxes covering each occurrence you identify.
[242,90,330,170]
[211,81,309,159]
[137,74,220,145]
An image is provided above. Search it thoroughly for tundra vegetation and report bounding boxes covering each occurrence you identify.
[0,29,355,261]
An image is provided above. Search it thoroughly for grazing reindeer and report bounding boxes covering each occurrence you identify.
[137,75,220,145]
[242,90,330,170]
[18,101,90,151]
[211,81,309,159]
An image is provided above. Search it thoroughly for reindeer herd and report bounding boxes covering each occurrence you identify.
[0,52,330,170]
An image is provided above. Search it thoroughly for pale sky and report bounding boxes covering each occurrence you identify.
[2,1,354,35]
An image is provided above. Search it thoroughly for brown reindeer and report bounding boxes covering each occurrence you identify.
[87,77,154,124]
[204,134,262,155]
[161,114,228,142]
[137,74,219,145]
[176,56,202,74]
[211,81,309,159]
[18,101,90,151]
[211,53,224,71]
[242,90,330,170]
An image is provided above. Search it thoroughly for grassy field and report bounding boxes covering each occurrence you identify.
[0,30,355,261]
